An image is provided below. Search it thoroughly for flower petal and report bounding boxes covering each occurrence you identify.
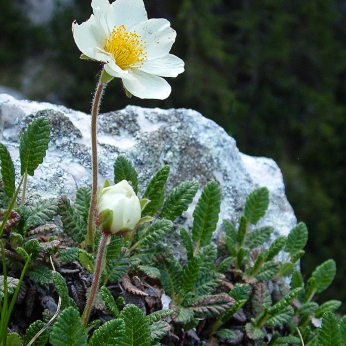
[122,69,171,99]
[72,15,108,61]
[138,54,184,77]
[91,0,111,35]
[131,19,176,60]
[106,0,147,31]
[91,0,109,14]
[104,59,132,77]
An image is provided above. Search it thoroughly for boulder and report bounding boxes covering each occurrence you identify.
[0,93,296,253]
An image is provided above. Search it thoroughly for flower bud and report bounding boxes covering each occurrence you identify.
[97,180,141,234]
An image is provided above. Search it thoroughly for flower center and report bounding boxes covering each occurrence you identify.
[104,25,146,69]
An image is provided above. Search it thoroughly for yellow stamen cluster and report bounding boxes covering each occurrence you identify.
[105,25,146,69]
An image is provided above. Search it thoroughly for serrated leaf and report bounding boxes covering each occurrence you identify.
[245,322,265,340]
[0,143,15,198]
[142,165,170,216]
[216,329,236,340]
[171,303,194,325]
[16,246,29,261]
[120,304,151,346]
[52,271,78,310]
[137,265,161,279]
[252,282,272,314]
[217,256,235,273]
[223,219,237,243]
[246,226,274,249]
[290,270,304,290]
[257,261,280,281]
[23,238,41,260]
[244,187,269,225]
[134,219,173,249]
[106,236,123,259]
[191,293,235,318]
[146,309,173,325]
[160,181,198,221]
[304,260,336,302]
[192,181,221,248]
[266,306,294,326]
[299,302,318,316]
[224,235,237,257]
[157,256,182,297]
[74,186,91,222]
[275,336,301,344]
[276,262,294,278]
[237,215,248,247]
[180,228,193,260]
[317,312,342,346]
[0,276,19,297]
[197,243,217,276]
[106,248,130,284]
[6,333,22,346]
[50,307,87,346]
[59,248,79,262]
[78,250,95,273]
[20,117,50,176]
[58,196,85,243]
[268,287,302,315]
[24,198,58,231]
[29,265,53,284]
[114,156,138,194]
[315,300,342,319]
[89,318,124,346]
[290,250,305,263]
[221,298,248,323]
[149,321,170,343]
[24,320,50,346]
[181,256,201,292]
[339,315,346,345]
[285,222,308,258]
[230,283,251,301]
[264,235,286,261]
[100,286,120,318]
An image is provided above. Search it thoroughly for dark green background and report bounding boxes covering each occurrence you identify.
[1,0,346,309]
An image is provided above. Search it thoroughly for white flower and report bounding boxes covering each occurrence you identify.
[97,180,141,234]
[72,0,184,99]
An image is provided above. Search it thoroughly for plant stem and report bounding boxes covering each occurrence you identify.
[86,79,106,250]
[20,172,27,206]
[82,231,110,326]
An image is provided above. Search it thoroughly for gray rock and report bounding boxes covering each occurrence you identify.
[0,93,296,256]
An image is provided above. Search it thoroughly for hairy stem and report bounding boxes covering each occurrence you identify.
[82,231,110,326]
[86,80,106,250]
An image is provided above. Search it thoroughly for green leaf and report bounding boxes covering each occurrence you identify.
[244,187,269,225]
[275,336,301,344]
[24,198,58,231]
[276,262,294,278]
[180,228,194,260]
[100,286,120,318]
[0,143,15,198]
[0,276,19,297]
[246,226,274,249]
[6,333,22,346]
[339,315,346,345]
[290,270,304,290]
[74,186,91,222]
[171,303,194,325]
[223,220,237,243]
[78,250,95,273]
[192,181,221,248]
[285,222,308,258]
[89,318,124,346]
[317,312,342,346]
[181,256,201,292]
[146,309,173,325]
[224,235,237,257]
[106,248,130,284]
[137,265,161,279]
[120,304,151,346]
[24,320,50,346]
[236,215,248,247]
[0,179,10,208]
[24,238,41,260]
[315,300,342,319]
[52,271,78,310]
[50,307,88,346]
[221,298,248,323]
[252,282,272,314]
[304,259,336,302]
[29,265,53,284]
[230,283,251,301]
[149,321,170,343]
[264,235,286,261]
[142,165,170,216]
[290,250,305,263]
[157,256,182,297]
[160,181,198,221]
[217,256,235,273]
[19,117,50,176]
[58,196,85,243]
[266,306,294,326]
[215,329,236,340]
[268,288,302,315]
[16,246,29,261]
[257,261,280,281]
[191,293,234,318]
[299,302,318,316]
[134,219,173,249]
[59,248,79,262]
[245,322,265,340]
[106,236,123,260]
[197,243,218,276]
[114,156,138,194]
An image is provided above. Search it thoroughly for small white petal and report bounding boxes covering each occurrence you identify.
[91,0,109,14]
[138,54,184,77]
[104,59,132,78]
[72,15,108,61]
[131,19,176,60]
[122,69,171,99]
[106,0,147,31]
